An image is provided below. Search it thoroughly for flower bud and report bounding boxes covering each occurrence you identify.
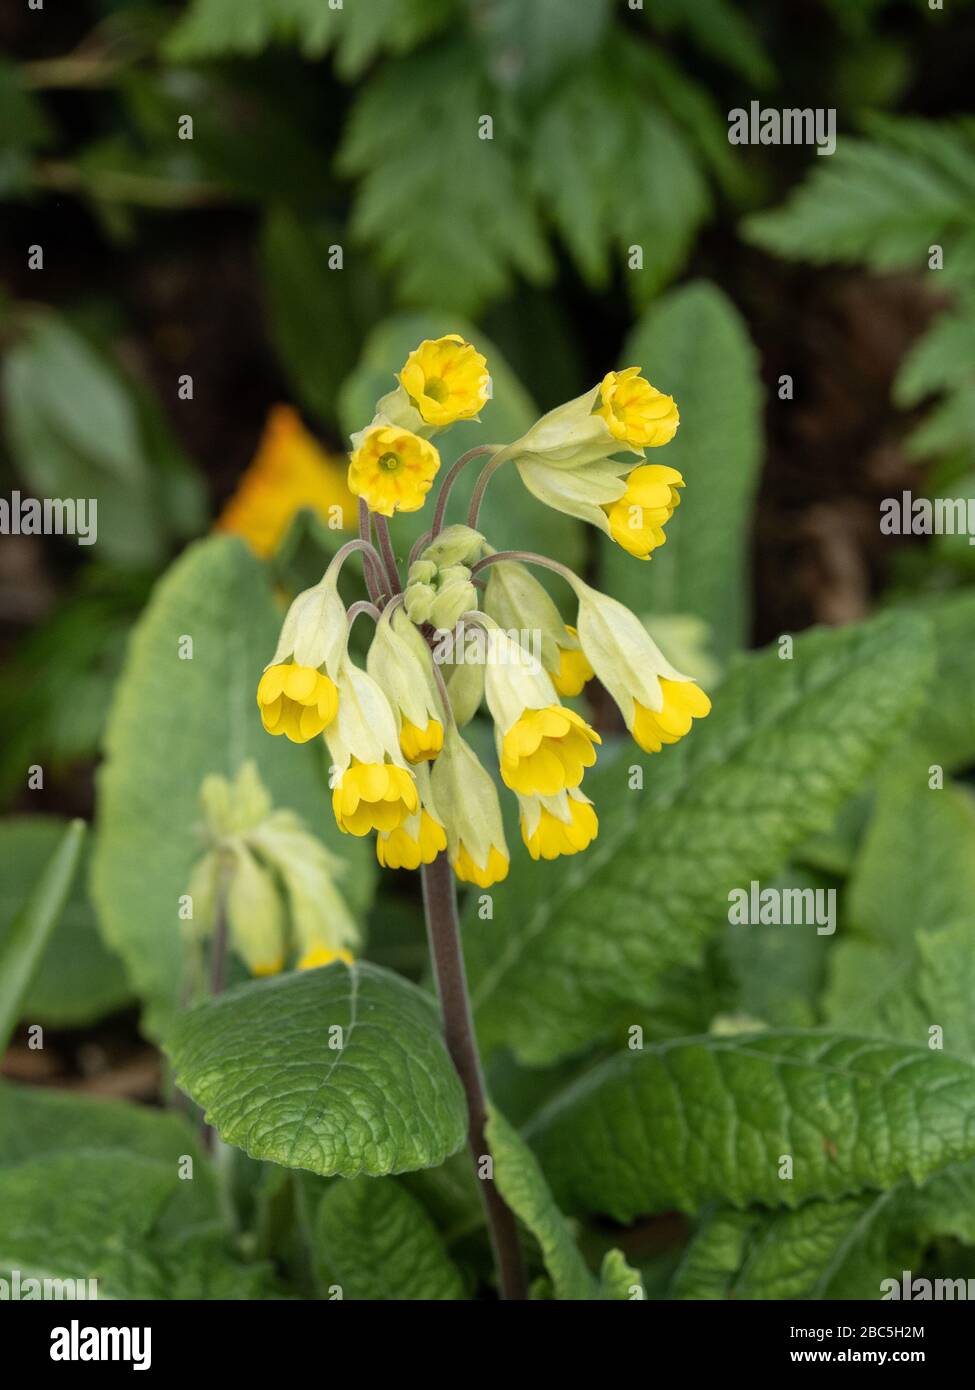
[429,568,477,632]
[420,524,486,569]
[226,842,287,977]
[430,725,509,888]
[367,607,444,763]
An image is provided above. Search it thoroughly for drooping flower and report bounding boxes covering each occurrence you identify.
[519,788,598,861]
[215,405,355,557]
[325,657,419,836]
[481,626,600,796]
[348,425,440,517]
[367,606,445,763]
[594,368,680,449]
[430,725,509,888]
[571,579,711,754]
[604,463,685,560]
[483,560,592,698]
[257,571,348,743]
[398,335,492,428]
[551,625,594,698]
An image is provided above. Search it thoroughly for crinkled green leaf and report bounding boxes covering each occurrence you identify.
[167,960,467,1178]
[466,613,934,1066]
[528,1033,975,1220]
[315,1177,465,1299]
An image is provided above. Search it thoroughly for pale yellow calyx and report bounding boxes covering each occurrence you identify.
[398,335,491,428]
[596,368,679,449]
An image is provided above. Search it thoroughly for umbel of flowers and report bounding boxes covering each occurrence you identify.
[254,335,711,970]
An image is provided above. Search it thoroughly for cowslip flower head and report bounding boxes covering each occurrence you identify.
[257,569,347,743]
[520,788,598,861]
[483,559,592,698]
[398,335,492,428]
[325,656,419,836]
[481,626,600,796]
[376,765,448,870]
[595,368,679,448]
[604,463,685,560]
[215,405,355,558]
[430,725,509,888]
[572,579,711,754]
[348,424,440,517]
[367,606,445,764]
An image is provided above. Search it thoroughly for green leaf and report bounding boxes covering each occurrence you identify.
[315,1177,465,1299]
[167,0,454,76]
[1,313,168,569]
[743,116,975,290]
[260,207,383,428]
[472,0,610,90]
[166,960,467,1177]
[339,41,553,313]
[0,57,52,197]
[90,536,374,1032]
[600,281,763,656]
[0,818,130,1028]
[465,613,934,1066]
[532,58,710,300]
[338,311,584,573]
[0,821,85,1053]
[902,590,975,768]
[0,1152,270,1299]
[644,0,776,88]
[528,1033,975,1221]
[487,1107,641,1300]
[672,1193,907,1300]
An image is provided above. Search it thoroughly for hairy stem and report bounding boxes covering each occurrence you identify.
[430,445,498,539]
[470,548,578,588]
[373,515,403,596]
[466,453,508,530]
[420,855,527,1300]
[357,502,387,605]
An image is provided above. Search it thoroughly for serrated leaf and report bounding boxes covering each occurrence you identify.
[0,820,85,1053]
[600,281,763,655]
[166,0,454,76]
[465,613,934,1066]
[315,1177,465,1299]
[743,116,975,288]
[167,960,467,1177]
[672,1193,906,1301]
[339,41,552,313]
[90,536,374,1033]
[487,1107,640,1300]
[532,59,710,299]
[0,818,131,1028]
[337,310,584,572]
[528,1033,975,1221]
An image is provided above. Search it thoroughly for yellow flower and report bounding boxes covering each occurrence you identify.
[251,958,285,978]
[376,809,447,870]
[605,464,684,560]
[550,625,594,698]
[331,758,419,836]
[595,368,679,449]
[399,335,491,427]
[453,843,509,889]
[521,793,598,861]
[500,706,600,796]
[257,662,339,742]
[298,945,354,970]
[399,717,444,764]
[632,679,712,754]
[348,425,440,516]
[215,405,355,557]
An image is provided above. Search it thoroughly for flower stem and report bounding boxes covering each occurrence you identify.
[373,515,403,596]
[357,502,387,605]
[470,548,578,588]
[466,453,507,530]
[430,445,498,539]
[420,855,527,1300]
